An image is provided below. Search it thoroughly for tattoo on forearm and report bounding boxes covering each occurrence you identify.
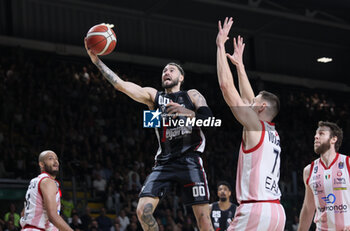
[141,203,159,231]
[95,60,119,86]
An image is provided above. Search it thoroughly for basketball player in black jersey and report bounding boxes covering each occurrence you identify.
[85,40,214,231]
[210,181,236,231]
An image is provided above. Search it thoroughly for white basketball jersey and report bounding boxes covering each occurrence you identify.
[307,153,350,230]
[236,121,282,203]
[20,172,61,231]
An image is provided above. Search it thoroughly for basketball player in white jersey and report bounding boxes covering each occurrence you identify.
[216,17,286,231]
[298,121,350,231]
[20,151,73,231]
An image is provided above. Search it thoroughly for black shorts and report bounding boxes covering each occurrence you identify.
[139,153,210,206]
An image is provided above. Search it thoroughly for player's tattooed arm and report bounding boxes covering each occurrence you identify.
[188,89,208,108]
[95,60,119,87]
[85,39,156,106]
[94,60,157,107]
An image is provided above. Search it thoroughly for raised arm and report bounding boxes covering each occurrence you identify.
[84,39,156,108]
[40,179,73,231]
[226,36,255,104]
[216,17,260,131]
[298,165,316,231]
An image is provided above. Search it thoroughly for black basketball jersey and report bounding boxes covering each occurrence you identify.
[210,202,237,231]
[153,90,205,163]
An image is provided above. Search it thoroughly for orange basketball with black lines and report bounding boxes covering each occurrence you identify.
[86,24,117,56]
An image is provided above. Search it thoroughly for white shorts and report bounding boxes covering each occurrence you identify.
[228,201,286,231]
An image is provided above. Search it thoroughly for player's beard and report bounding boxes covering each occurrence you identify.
[162,77,179,89]
[219,197,227,202]
[315,139,331,155]
[44,163,59,176]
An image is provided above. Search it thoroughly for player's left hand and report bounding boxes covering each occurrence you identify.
[342,227,350,231]
[226,35,245,67]
[166,101,195,118]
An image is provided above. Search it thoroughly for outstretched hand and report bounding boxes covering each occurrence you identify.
[84,38,99,64]
[226,35,245,66]
[216,17,233,47]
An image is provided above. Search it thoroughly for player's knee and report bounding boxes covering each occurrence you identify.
[136,204,144,220]
[137,202,154,218]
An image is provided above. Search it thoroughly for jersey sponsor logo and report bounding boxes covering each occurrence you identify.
[143,109,161,128]
[334,177,346,185]
[318,204,348,213]
[312,174,321,181]
[321,193,336,204]
[165,126,192,140]
[310,180,323,195]
[337,171,343,177]
[334,187,347,191]
[318,194,348,214]
[312,181,322,190]
[314,189,324,195]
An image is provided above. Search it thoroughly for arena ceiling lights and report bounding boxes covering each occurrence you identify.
[317,57,333,63]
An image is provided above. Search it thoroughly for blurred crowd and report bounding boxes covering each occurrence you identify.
[0,46,349,231]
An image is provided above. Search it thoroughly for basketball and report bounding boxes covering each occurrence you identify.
[86,23,117,56]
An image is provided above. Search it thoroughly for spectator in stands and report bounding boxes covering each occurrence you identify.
[96,208,112,231]
[129,215,141,231]
[292,215,299,231]
[0,217,5,231]
[125,222,138,231]
[175,209,185,226]
[69,213,83,231]
[127,173,141,193]
[89,219,101,231]
[110,217,120,231]
[61,192,74,221]
[80,207,92,231]
[93,173,107,199]
[117,210,129,231]
[106,185,121,214]
[4,204,20,228]
[126,164,140,191]
[4,220,17,231]
[111,223,120,231]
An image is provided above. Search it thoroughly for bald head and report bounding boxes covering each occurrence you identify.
[38,150,59,177]
[38,150,56,162]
